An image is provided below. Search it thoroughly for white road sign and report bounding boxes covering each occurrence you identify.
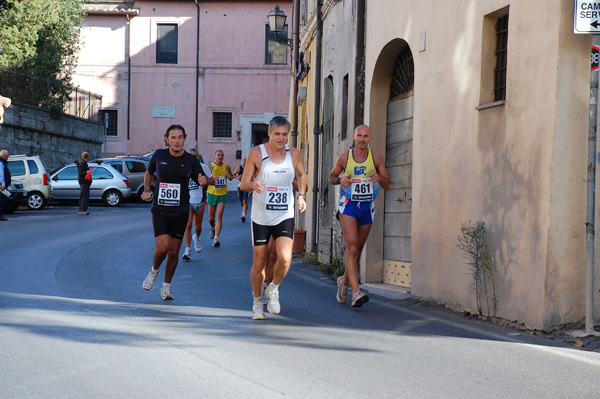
[575,0,600,34]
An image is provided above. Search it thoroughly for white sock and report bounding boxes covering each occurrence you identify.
[214,236,219,240]
[185,247,190,252]
[150,267,159,274]
[163,282,170,288]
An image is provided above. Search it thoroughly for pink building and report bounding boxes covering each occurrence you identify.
[75,0,292,171]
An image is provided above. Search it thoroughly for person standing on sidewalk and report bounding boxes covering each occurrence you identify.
[232,157,249,222]
[240,116,307,320]
[207,150,232,247]
[182,147,214,261]
[77,152,92,215]
[0,149,11,221]
[141,125,208,300]
[328,125,391,307]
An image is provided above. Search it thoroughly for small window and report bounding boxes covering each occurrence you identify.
[494,15,509,101]
[157,24,178,64]
[212,112,232,138]
[100,110,118,137]
[56,166,78,180]
[265,24,288,65]
[7,160,26,176]
[106,161,123,173]
[93,167,113,180]
[27,160,39,174]
[127,161,147,173]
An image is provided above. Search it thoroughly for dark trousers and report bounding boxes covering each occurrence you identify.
[79,182,91,212]
[0,191,7,217]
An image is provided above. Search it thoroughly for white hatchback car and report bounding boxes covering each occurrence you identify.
[7,154,53,210]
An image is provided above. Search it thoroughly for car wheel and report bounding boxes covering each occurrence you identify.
[138,186,154,203]
[27,192,46,210]
[103,190,122,207]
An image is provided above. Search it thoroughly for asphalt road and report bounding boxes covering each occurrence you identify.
[1,200,599,398]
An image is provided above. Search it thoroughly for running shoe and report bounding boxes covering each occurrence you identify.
[161,285,174,300]
[209,227,215,239]
[351,290,369,308]
[192,234,202,252]
[336,276,348,304]
[252,298,265,320]
[182,250,192,262]
[143,269,159,291]
[241,214,246,223]
[266,283,280,314]
[258,281,269,304]
[212,238,220,247]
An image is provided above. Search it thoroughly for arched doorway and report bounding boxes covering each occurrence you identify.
[383,44,414,287]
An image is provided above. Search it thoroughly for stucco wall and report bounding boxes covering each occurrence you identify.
[364,0,596,330]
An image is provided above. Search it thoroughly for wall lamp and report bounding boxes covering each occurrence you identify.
[268,5,293,48]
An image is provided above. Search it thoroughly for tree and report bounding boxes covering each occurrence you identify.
[0,0,85,113]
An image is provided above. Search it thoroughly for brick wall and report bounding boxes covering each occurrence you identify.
[0,102,105,171]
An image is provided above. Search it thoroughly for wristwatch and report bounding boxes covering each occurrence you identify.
[298,193,306,199]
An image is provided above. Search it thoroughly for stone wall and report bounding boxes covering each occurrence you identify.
[0,102,105,171]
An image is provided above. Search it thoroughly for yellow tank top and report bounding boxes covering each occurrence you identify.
[208,162,228,196]
[340,148,380,201]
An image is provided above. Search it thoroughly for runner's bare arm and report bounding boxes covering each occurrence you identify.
[370,152,391,190]
[329,153,351,187]
[141,170,153,200]
[226,165,233,180]
[240,147,263,193]
[291,149,307,213]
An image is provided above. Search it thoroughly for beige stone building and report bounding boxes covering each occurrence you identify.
[294,0,599,331]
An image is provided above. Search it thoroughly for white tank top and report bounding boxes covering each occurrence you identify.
[251,144,295,226]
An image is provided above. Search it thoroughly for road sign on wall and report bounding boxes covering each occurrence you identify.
[574,0,600,34]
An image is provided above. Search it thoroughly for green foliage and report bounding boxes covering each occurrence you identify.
[317,258,345,277]
[457,220,497,316]
[302,252,320,265]
[0,0,85,113]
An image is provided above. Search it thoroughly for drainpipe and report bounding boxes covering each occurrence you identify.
[354,0,365,127]
[195,0,200,144]
[126,14,131,140]
[290,0,300,148]
[310,0,323,252]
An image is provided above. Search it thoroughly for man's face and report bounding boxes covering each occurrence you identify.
[353,126,372,150]
[166,129,185,153]
[214,151,224,164]
[268,125,290,150]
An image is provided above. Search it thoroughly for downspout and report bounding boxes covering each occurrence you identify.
[290,0,300,148]
[354,0,365,127]
[310,0,323,252]
[126,14,131,140]
[195,0,200,144]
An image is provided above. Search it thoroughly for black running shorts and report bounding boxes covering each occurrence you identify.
[251,218,294,246]
[152,212,188,240]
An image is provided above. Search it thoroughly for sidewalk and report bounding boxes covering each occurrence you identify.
[361,281,600,353]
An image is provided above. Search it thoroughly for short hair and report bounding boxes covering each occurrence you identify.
[165,124,186,139]
[215,149,224,155]
[81,151,90,160]
[268,116,291,132]
[189,147,197,152]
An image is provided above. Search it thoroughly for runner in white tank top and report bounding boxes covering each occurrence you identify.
[251,144,295,226]
[240,116,307,320]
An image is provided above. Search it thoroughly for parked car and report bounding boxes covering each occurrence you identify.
[51,163,131,207]
[7,154,53,210]
[3,181,28,214]
[92,157,155,202]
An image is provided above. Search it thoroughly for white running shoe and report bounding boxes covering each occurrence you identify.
[252,298,265,320]
[143,269,159,291]
[212,238,220,247]
[336,276,348,304]
[351,290,369,308]
[161,285,174,300]
[241,214,246,223]
[192,234,202,252]
[182,250,192,261]
[258,281,269,304]
[209,227,215,239]
[266,283,280,314]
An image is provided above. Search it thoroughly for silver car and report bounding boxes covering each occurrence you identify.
[92,157,155,202]
[51,163,131,207]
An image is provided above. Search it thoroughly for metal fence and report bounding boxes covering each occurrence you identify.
[0,68,101,121]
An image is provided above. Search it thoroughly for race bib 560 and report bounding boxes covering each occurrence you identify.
[158,183,181,206]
